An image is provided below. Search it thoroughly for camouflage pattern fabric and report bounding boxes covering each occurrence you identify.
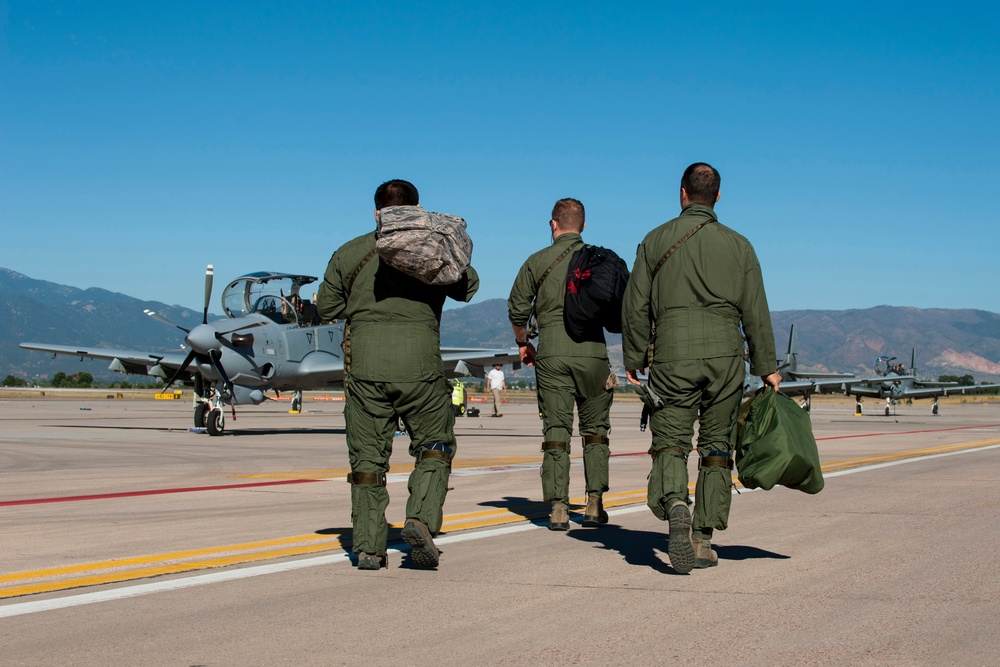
[375,205,473,286]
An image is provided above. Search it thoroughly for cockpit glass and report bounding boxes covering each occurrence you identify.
[221,275,300,319]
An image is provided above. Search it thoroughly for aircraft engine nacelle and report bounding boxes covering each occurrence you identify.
[231,386,267,405]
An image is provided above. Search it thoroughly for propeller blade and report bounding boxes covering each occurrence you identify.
[209,349,236,403]
[163,349,198,390]
[144,309,191,334]
[203,264,214,325]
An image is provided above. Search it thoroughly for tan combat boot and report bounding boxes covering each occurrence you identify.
[693,536,718,569]
[666,500,694,574]
[548,501,570,531]
[357,552,387,570]
[401,518,440,569]
[583,492,609,525]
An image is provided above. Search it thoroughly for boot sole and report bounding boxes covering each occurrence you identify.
[667,503,694,574]
[582,513,609,526]
[548,522,570,531]
[402,521,440,569]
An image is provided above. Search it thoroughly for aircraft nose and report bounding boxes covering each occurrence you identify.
[186,324,221,354]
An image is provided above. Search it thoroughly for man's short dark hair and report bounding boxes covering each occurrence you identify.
[551,198,585,232]
[374,179,419,210]
[680,163,721,206]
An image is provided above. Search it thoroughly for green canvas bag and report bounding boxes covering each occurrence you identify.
[735,388,825,494]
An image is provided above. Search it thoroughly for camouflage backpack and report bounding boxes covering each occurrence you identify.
[375,205,473,286]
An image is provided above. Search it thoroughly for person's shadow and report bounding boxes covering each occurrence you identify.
[567,523,790,574]
[479,495,555,527]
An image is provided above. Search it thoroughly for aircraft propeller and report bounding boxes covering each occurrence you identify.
[152,264,242,400]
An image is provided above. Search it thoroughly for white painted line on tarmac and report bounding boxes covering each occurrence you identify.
[2,442,998,619]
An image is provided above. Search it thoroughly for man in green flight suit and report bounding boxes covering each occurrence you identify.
[622,163,781,573]
[316,179,479,570]
[508,198,615,531]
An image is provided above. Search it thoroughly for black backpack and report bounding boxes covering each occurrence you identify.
[563,245,630,343]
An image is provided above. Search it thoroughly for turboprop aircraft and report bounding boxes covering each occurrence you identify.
[741,324,859,411]
[837,350,1000,416]
[20,266,520,435]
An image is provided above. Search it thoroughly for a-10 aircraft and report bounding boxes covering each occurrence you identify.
[20,266,520,435]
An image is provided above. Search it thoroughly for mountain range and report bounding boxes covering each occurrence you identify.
[4,267,1000,383]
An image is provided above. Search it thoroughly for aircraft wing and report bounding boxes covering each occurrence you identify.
[899,383,1000,399]
[276,347,522,390]
[442,348,521,378]
[19,343,190,378]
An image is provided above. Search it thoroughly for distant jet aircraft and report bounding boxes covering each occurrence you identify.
[837,350,1000,416]
[20,266,520,435]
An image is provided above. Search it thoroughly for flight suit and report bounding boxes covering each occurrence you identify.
[621,204,776,541]
[317,231,479,558]
[508,232,614,510]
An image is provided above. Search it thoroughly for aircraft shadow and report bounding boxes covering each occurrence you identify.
[47,424,347,436]
[236,427,346,436]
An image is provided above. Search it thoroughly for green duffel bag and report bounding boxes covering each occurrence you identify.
[735,388,824,494]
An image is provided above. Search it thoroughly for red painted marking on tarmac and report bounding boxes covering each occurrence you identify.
[815,423,1000,441]
[0,479,323,507]
[609,423,1000,457]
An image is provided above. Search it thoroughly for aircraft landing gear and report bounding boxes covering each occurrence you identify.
[932,397,939,416]
[194,402,209,428]
[290,390,303,413]
[206,408,225,436]
[855,397,863,416]
[193,383,227,436]
[884,397,892,417]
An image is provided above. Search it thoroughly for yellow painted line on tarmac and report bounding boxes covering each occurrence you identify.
[4,437,997,600]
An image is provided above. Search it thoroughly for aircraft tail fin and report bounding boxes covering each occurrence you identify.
[778,324,798,376]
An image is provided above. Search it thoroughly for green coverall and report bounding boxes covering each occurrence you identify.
[621,204,776,540]
[317,231,479,557]
[508,232,614,505]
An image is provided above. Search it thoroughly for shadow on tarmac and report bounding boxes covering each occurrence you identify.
[568,524,790,574]
[47,424,348,436]
[479,495,555,527]
[315,526,442,570]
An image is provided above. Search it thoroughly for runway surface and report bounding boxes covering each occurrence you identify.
[1,394,998,665]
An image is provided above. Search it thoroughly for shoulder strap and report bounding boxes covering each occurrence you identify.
[347,247,378,294]
[534,240,583,293]
[649,219,714,280]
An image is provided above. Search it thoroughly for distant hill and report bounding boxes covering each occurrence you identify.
[4,267,1000,383]
[0,268,213,382]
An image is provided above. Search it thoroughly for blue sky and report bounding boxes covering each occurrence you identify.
[2,2,998,314]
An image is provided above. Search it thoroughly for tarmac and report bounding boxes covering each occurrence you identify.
[1,392,999,665]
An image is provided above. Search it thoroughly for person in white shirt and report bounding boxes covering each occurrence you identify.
[486,364,506,417]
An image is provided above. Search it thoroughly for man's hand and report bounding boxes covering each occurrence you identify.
[761,371,782,390]
[519,341,536,367]
[625,369,645,386]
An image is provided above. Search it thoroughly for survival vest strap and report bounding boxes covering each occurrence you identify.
[643,218,714,366]
[525,240,582,340]
[563,244,630,343]
[341,246,378,376]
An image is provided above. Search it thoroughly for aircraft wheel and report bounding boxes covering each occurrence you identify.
[291,396,302,412]
[206,408,225,436]
[194,402,209,428]
[884,406,891,417]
